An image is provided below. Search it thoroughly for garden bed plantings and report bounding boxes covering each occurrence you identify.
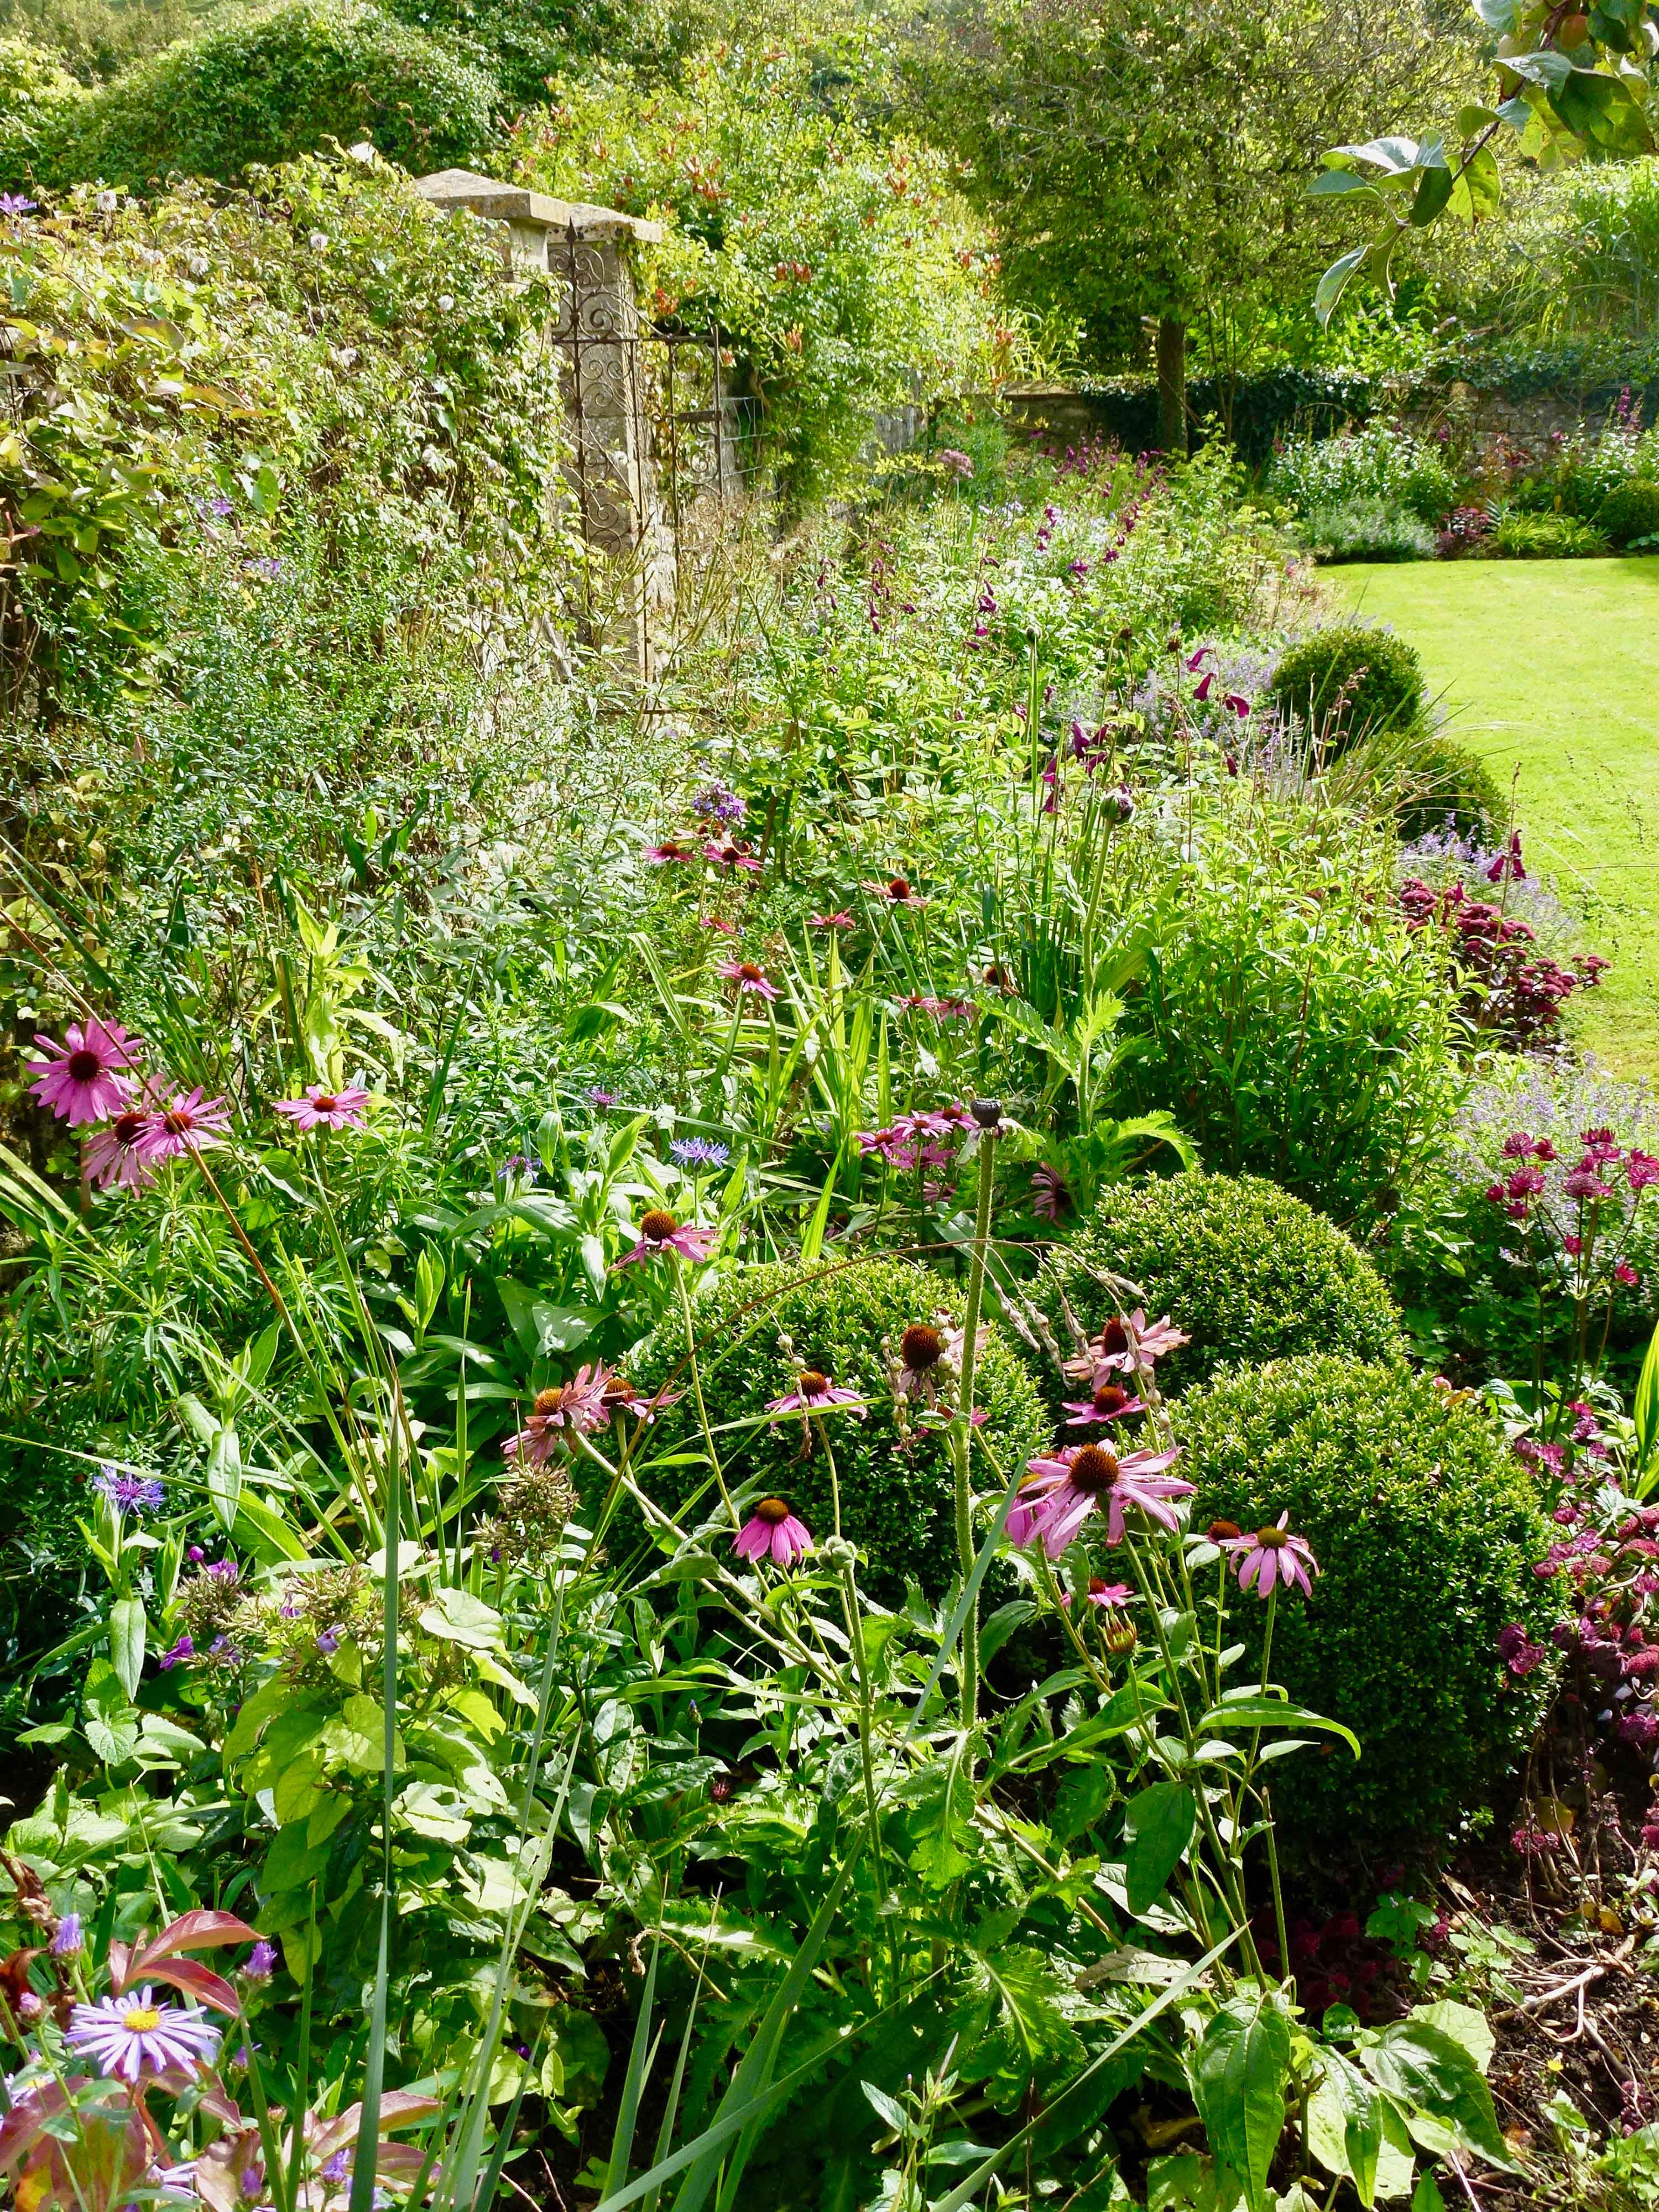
[1,120,1657,2212]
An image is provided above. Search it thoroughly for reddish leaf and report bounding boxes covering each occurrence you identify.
[143,1958,241,2018]
[311,2093,441,2162]
[133,1911,260,1964]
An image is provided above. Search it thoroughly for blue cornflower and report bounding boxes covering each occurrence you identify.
[671,1137,731,1168]
[93,1463,166,1515]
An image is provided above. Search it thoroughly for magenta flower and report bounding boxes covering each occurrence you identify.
[1008,1441,1191,1557]
[65,1988,221,2082]
[700,915,739,935]
[1485,831,1525,884]
[810,910,854,928]
[1224,1514,1318,1598]
[1580,1125,1623,1165]
[732,1496,813,1567]
[503,1363,615,1462]
[1031,1164,1070,1222]
[1617,1261,1640,1287]
[765,1368,864,1417]
[599,1372,682,1421]
[82,1107,160,1192]
[135,1088,233,1162]
[1060,1381,1146,1427]
[1061,1309,1190,1389]
[1562,1160,1613,1200]
[715,957,780,1003]
[1194,671,1214,702]
[645,840,698,864]
[863,875,928,907]
[274,1085,369,1133]
[703,839,763,873]
[158,1633,194,1670]
[1223,693,1251,718]
[1079,1578,1133,1608]
[613,1208,717,1269]
[27,1017,141,1125]
[1627,1151,1659,1193]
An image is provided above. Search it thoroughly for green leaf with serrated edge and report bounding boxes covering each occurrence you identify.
[1187,1992,1291,2212]
[1123,1781,1196,1916]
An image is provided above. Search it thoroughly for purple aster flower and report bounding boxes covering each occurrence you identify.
[50,1912,83,1957]
[0,195,38,217]
[65,1987,221,2081]
[587,1087,619,1107]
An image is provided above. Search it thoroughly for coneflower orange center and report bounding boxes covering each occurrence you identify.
[797,1370,829,1396]
[1093,1383,1130,1415]
[1207,1519,1242,1543]
[887,877,910,898]
[602,1378,633,1406]
[737,962,764,983]
[1068,1445,1119,1494]
[112,1112,145,1144]
[312,1093,340,1112]
[756,1497,791,1524]
[901,1324,944,1370]
[639,1209,679,1240]
[533,1387,564,1416]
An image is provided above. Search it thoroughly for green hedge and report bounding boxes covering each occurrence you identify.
[1037,1173,1403,1398]
[1175,1356,1559,1854]
[1267,623,1427,753]
[630,1257,1048,1602]
[30,0,498,189]
[1595,477,1659,547]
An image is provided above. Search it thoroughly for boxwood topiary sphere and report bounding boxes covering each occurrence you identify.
[630,1258,1047,1601]
[1175,1355,1559,1855]
[1267,623,1427,754]
[1594,477,1659,548]
[1038,1173,1403,1398]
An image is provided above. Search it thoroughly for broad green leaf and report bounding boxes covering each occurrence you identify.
[207,1423,243,1532]
[109,1594,146,1700]
[1314,246,1368,326]
[1310,2047,1385,2205]
[1362,2022,1515,2170]
[1632,1313,1659,1480]
[419,1587,504,1651]
[1123,1781,1196,1915]
[1199,1697,1360,1760]
[1188,1992,1291,2212]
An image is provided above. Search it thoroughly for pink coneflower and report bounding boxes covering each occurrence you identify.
[704,840,763,873]
[503,1364,614,1462]
[1224,1514,1318,1598]
[27,1017,141,1125]
[1031,1165,1071,1223]
[893,1319,982,1401]
[614,1209,716,1268]
[864,875,928,907]
[732,1496,813,1567]
[65,1988,221,2082]
[715,957,780,1003]
[274,1085,369,1133]
[136,1088,233,1162]
[765,1368,864,1417]
[599,1373,682,1421]
[645,840,698,864]
[82,1106,159,1192]
[810,910,854,928]
[1008,1441,1191,1557]
[700,915,739,935]
[1062,1310,1189,1388]
[1077,1578,1133,1608]
[1060,1381,1145,1427]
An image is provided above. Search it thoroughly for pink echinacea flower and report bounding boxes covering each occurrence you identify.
[274,1086,369,1133]
[613,1209,717,1269]
[732,1497,813,1567]
[27,1017,141,1125]
[1224,1513,1318,1598]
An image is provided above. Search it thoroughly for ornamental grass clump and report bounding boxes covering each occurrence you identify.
[630,1256,1047,1600]
[1173,1354,1561,1854]
[1037,1172,1404,1398]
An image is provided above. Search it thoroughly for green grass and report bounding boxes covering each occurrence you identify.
[1331,556,1659,1075]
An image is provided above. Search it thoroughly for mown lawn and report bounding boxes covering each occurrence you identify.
[1332,556,1659,1075]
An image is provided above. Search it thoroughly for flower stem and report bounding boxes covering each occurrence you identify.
[951,1120,998,1726]
[673,1256,739,1527]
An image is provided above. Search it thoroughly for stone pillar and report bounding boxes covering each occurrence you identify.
[415,168,666,674]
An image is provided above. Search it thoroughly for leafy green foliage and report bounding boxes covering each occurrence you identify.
[509,43,1009,498]
[1302,494,1436,562]
[1594,473,1659,546]
[1266,622,1429,750]
[24,0,498,190]
[632,1257,1047,1599]
[1175,1354,1559,1851]
[1267,423,1458,525]
[1489,508,1610,558]
[1040,1172,1403,1396]
[1395,728,1507,843]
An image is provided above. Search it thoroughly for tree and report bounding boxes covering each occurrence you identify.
[906,0,1468,442]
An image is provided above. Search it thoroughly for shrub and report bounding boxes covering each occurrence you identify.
[1266,422,1458,525]
[1594,475,1659,546]
[629,1257,1048,1601]
[1037,1173,1403,1397]
[1394,729,1506,843]
[1267,622,1427,752]
[1301,495,1435,564]
[1173,1355,1560,1854]
[37,0,498,187]
[1489,510,1609,559]
[0,32,77,181]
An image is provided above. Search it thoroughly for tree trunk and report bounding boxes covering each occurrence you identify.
[1156,316,1187,455]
